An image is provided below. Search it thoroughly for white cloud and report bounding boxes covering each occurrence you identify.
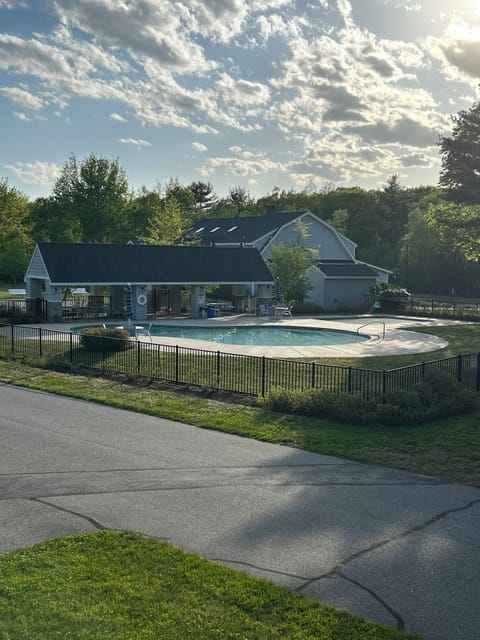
[251,0,294,10]
[0,0,477,196]
[13,111,31,121]
[201,154,281,178]
[1,86,44,110]
[110,112,127,122]
[216,73,270,105]
[5,161,60,186]
[49,0,215,72]
[118,138,152,148]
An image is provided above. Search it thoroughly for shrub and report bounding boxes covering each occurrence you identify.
[377,287,410,312]
[262,373,476,426]
[80,327,131,352]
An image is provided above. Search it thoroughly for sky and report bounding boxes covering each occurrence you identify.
[1,0,480,201]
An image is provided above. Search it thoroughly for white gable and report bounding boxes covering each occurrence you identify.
[25,245,49,280]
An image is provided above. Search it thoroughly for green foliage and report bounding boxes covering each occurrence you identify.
[0,178,32,281]
[143,196,186,244]
[80,327,131,352]
[267,220,318,303]
[44,154,132,243]
[262,373,476,426]
[188,180,217,213]
[3,150,479,295]
[377,287,410,312]
[439,99,480,203]
[426,200,480,263]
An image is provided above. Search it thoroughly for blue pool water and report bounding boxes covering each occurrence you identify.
[75,324,367,347]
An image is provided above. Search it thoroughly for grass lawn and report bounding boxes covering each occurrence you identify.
[0,530,420,640]
[0,282,22,299]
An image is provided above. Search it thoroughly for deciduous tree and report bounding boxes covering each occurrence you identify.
[52,154,132,242]
[0,178,32,281]
[439,99,480,203]
[266,220,318,304]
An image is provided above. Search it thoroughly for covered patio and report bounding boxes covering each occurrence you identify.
[24,242,274,322]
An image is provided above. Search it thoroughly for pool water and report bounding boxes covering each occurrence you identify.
[142,324,365,346]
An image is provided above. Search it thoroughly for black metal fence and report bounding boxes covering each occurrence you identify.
[370,294,480,319]
[1,323,479,398]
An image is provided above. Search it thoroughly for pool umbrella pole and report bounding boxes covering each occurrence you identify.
[125,284,134,324]
[275,277,281,303]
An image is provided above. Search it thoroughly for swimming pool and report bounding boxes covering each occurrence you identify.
[75,324,368,347]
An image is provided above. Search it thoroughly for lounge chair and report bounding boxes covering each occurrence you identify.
[135,323,152,341]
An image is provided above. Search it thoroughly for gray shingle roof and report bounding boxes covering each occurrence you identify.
[193,211,309,244]
[36,242,273,285]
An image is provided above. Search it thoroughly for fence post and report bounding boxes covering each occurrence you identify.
[261,356,266,397]
[216,351,221,389]
[457,354,462,383]
[311,361,316,389]
[102,336,106,374]
[382,369,386,396]
[10,323,14,354]
[137,339,141,375]
[38,327,42,357]
[70,332,73,363]
[347,366,352,393]
[175,345,179,384]
[476,353,480,392]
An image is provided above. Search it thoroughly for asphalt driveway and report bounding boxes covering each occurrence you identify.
[0,383,479,640]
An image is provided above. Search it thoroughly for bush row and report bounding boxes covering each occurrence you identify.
[80,327,131,352]
[261,373,476,426]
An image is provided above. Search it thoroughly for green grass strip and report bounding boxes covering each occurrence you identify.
[0,530,420,640]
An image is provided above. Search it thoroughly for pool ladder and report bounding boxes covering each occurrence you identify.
[356,320,386,340]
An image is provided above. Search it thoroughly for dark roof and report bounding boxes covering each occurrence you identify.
[36,242,273,285]
[192,211,310,244]
[318,262,377,278]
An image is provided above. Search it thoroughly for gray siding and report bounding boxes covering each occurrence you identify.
[26,246,49,279]
[261,214,353,261]
[323,279,375,312]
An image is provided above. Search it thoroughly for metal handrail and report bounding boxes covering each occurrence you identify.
[356,320,386,339]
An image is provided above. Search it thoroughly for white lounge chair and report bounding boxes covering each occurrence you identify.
[135,323,152,341]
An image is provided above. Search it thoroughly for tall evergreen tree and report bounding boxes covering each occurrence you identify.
[188,181,217,214]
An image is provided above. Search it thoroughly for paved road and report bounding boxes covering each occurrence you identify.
[1,383,479,640]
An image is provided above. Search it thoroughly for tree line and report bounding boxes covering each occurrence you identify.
[2,96,480,294]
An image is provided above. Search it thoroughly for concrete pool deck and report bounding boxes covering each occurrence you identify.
[39,313,456,359]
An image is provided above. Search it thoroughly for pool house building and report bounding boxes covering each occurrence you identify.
[24,242,274,322]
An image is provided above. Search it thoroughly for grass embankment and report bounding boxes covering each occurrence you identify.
[0,530,420,640]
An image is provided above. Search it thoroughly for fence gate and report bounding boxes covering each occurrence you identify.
[35,297,47,321]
